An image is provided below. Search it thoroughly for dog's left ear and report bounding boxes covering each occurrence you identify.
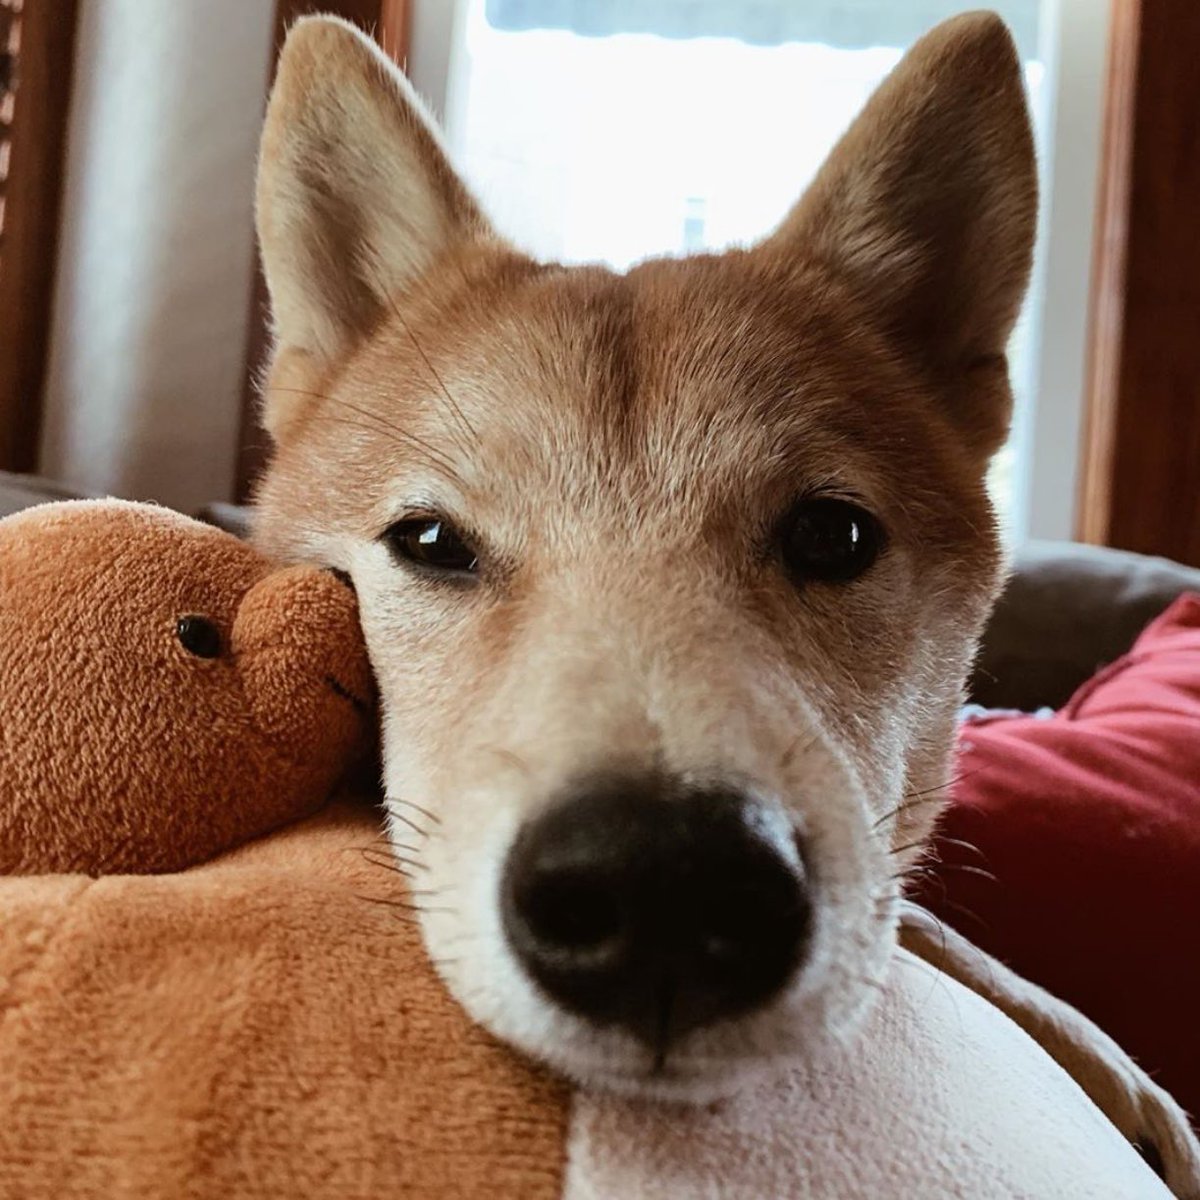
[761,12,1037,456]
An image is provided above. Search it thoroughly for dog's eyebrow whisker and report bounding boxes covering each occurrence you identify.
[311,390,464,478]
[364,257,480,452]
[264,387,465,484]
[305,412,467,492]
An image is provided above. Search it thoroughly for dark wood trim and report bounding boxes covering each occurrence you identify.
[1077,0,1138,547]
[379,0,411,67]
[0,0,79,472]
[1077,0,1200,565]
[235,0,407,502]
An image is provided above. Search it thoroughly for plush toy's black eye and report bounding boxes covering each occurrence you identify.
[383,518,479,576]
[176,615,222,659]
[780,498,883,584]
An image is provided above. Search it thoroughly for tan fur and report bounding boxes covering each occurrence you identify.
[251,12,1199,1191]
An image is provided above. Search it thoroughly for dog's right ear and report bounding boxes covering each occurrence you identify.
[256,17,492,435]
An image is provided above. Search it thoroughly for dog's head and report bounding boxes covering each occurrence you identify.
[252,13,1035,1099]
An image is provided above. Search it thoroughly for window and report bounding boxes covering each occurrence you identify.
[413,0,1109,541]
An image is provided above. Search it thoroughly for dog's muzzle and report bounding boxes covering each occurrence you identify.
[501,774,811,1048]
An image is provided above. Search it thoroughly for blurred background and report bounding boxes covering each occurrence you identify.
[1,0,1196,564]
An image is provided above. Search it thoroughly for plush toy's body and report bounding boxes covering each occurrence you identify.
[0,804,1169,1199]
[0,501,373,873]
[0,501,1170,1197]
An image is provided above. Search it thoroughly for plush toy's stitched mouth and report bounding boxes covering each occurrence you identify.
[325,674,370,716]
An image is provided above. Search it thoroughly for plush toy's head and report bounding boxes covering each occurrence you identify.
[0,500,375,873]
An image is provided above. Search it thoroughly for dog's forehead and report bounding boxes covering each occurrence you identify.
[347,251,941,515]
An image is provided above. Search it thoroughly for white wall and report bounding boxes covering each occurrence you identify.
[1008,0,1111,542]
[40,0,276,511]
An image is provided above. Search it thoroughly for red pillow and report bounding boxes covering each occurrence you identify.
[916,593,1200,1121]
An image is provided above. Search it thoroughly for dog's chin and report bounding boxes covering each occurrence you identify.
[440,963,882,1108]
[530,1042,783,1105]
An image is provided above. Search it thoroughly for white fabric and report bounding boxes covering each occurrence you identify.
[565,949,1168,1199]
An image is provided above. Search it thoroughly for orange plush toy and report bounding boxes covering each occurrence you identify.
[0,500,374,874]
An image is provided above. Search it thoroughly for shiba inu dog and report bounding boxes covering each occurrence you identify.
[250,10,1200,1192]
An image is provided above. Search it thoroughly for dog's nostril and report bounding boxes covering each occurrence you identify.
[501,774,811,1047]
[520,869,624,951]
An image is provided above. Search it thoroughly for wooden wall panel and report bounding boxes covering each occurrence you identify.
[1079,0,1200,565]
[0,0,79,472]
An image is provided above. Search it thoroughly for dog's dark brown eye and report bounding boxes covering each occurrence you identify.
[781,498,883,583]
[176,615,222,658]
[384,518,478,575]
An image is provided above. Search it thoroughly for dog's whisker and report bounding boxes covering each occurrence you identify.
[481,743,532,779]
[384,809,432,839]
[872,791,950,832]
[855,974,888,993]
[387,796,442,825]
[873,767,986,834]
[889,838,936,859]
[935,834,989,862]
[934,862,998,885]
[356,894,424,912]
[907,768,983,802]
[936,897,990,934]
[360,846,423,868]
[778,730,821,774]
[393,857,430,874]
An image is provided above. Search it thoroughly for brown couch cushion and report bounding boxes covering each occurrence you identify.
[0,471,94,519]
[971,540,1200,710]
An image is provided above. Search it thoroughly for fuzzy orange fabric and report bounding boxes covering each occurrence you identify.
[0,802,570,1199]
[0,500,375,874]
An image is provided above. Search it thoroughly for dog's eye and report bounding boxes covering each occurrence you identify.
[384,517,479,575]
[176,615,222,658]
[780,498,883,583]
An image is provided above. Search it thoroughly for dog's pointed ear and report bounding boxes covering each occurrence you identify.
[761,12,1036,454]
[256,16,492,422]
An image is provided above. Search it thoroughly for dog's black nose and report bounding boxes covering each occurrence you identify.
[501,775,811,1046]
